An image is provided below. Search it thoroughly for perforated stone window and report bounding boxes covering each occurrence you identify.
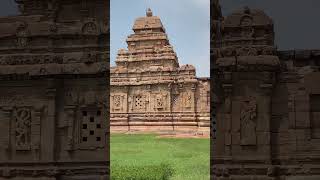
[135,95,143,109]
[80,108,104,147]
[173,95,178,104]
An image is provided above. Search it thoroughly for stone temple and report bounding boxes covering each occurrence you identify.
[110,9,210,134]
[0,0,109,179]
[212,0,320,179]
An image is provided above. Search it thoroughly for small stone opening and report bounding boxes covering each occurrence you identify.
[90,117,94,122]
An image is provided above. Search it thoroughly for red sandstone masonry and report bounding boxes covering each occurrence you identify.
[0,0,109,179]
[110,9,210,135]
[212,1,320,179]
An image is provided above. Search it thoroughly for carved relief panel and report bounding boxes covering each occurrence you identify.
[14,107,32,150]
[15,22,29,48]
[182,91,194,111]
[152,91,169,111]
[155,94,165,109]
[10,106,41,152]
[111,93,127,112]
[82,20,99,35]
[240,98,257,145]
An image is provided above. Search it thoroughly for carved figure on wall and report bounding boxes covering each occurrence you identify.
[65,90,79,105]
[82,22,98,35]
[240,98,257,145]
[14,107,31,150]
[156,95,163,107]
[16,22,29,48]
[155,93,167,109]
[241,27,255,38]
[15,0,25,14]
[247,47,258,56]
[184,92,192,108]
[113,95,121,107]
[240,16,253,27]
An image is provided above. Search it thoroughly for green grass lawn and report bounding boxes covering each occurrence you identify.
[111,134,210,180]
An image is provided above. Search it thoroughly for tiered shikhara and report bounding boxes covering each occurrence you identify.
[110,9,210,133]
[0,0,109,179]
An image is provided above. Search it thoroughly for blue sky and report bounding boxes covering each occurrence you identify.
[110,0,210,77]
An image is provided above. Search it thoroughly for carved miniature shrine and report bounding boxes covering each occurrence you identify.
[212,1,320,179]
[0,0,109,179]
[110,9,210,133]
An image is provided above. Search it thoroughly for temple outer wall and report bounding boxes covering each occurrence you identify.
[110,78,210,134]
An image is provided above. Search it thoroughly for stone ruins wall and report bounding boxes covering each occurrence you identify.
[110,9,210,134]
[0,0,109,179]
[212,2,320,179]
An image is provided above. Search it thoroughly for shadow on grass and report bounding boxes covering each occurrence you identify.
[111,163,175,180]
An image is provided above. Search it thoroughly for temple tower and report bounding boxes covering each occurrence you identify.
[212,6,280,179]
[110,9,210,133]
[212,2,320,179]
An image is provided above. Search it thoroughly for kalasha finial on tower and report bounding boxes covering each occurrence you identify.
[146,8,153,17]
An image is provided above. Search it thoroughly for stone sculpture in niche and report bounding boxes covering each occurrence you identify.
[240,16,253,26]
[184,92,192,108]
[16,22,29,48]
[82,22,98,35]
[240,98,257,145]
[155,92,167,109]
[14,107,32,150]
[111,94,125,112]
[113,95,121,108]
[156,94,164,108]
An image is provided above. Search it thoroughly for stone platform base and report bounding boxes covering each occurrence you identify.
[212,176,320,180]
[110,113,210,135]
[212,163,320,180]
[0,162,109,180]
[111,113,210,136]
[0,178,55,180]
[111,125,210,135]
[0,176,108,180]
[57,175,108,180]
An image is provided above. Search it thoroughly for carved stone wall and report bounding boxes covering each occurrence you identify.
[0,0,109,179]
[110,9,210,134]
[212,2,320,179]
